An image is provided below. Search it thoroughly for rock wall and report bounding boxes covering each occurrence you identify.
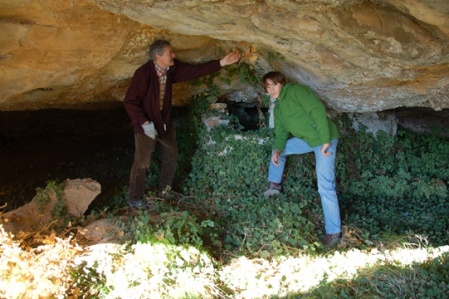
[0,0,448,112]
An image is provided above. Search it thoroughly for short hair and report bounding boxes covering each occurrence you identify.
[262,71,286,90]
[149,40,171,61]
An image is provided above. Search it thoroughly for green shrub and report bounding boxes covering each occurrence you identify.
[338,123,449,246]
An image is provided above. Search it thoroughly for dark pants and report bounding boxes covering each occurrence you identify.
[128,127,178,201]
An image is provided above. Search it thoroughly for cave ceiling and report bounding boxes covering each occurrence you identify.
[0,0,448,112]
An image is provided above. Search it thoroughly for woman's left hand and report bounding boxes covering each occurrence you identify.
[321,143,332,156]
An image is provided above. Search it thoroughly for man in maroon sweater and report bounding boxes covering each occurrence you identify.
[124,39,240,208]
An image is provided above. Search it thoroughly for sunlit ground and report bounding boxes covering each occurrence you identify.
[1,224,448,299]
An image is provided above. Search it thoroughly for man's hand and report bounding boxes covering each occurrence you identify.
[272,150,280,166]
[321,143,332,156]
[220,50,241,66]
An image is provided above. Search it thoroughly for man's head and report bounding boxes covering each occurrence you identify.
[263,71,286,99]
[149,39,175,69]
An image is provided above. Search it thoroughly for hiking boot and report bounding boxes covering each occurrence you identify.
[322,232,342,248]
[263,182,282,197]
[128,198,151,209]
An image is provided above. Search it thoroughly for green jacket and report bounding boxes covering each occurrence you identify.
[273,83,340,151]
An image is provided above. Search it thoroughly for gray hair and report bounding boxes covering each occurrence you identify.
[149,40,171,61]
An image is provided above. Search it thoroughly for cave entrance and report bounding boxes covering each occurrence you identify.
[0,102,266,213]
[225,101,269,131]
[0,105,134,212]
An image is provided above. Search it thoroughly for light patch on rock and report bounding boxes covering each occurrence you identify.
[203,116,230,131]
[78,218,124,245]
[350,112,398,136]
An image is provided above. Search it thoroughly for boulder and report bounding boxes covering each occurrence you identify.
[0,178,101,235]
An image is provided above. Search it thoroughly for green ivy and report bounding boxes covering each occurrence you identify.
[34,180,67,219]
[177,95,325,257]
[175,98,449,257]
[338,123,449,246]
[119,209,206,249]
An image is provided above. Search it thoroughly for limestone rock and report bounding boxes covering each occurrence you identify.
[64,178,102,218]
[79,218,123,244]
[0,178,101,235]
[203,116,230,131]
[349,112,398,136]
[0,0,448,112]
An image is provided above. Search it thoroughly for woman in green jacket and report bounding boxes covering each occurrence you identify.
[262,71,342,247]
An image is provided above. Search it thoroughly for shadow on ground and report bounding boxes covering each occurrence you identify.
[0,104,134,212]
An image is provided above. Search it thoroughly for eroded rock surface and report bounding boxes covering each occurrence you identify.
[0,178,101,235]
[0,0,448,112]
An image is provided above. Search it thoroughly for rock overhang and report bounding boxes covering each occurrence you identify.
[0,0,448,112]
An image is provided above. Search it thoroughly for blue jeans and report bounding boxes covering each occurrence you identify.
[268,138,341,234]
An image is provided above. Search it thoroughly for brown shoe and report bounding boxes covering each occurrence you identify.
[263,182,282,197]
[322,233,341,247]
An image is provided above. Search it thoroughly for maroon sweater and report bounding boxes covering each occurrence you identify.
[124,59,222,137]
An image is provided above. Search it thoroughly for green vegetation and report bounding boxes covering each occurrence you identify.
[175,95,449,258]
[339,122,449,246]
[35,180,68,220]
[1,61,448,298]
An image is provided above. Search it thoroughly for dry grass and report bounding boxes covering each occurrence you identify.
[0,226,82,299]
[1,223,448,299]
